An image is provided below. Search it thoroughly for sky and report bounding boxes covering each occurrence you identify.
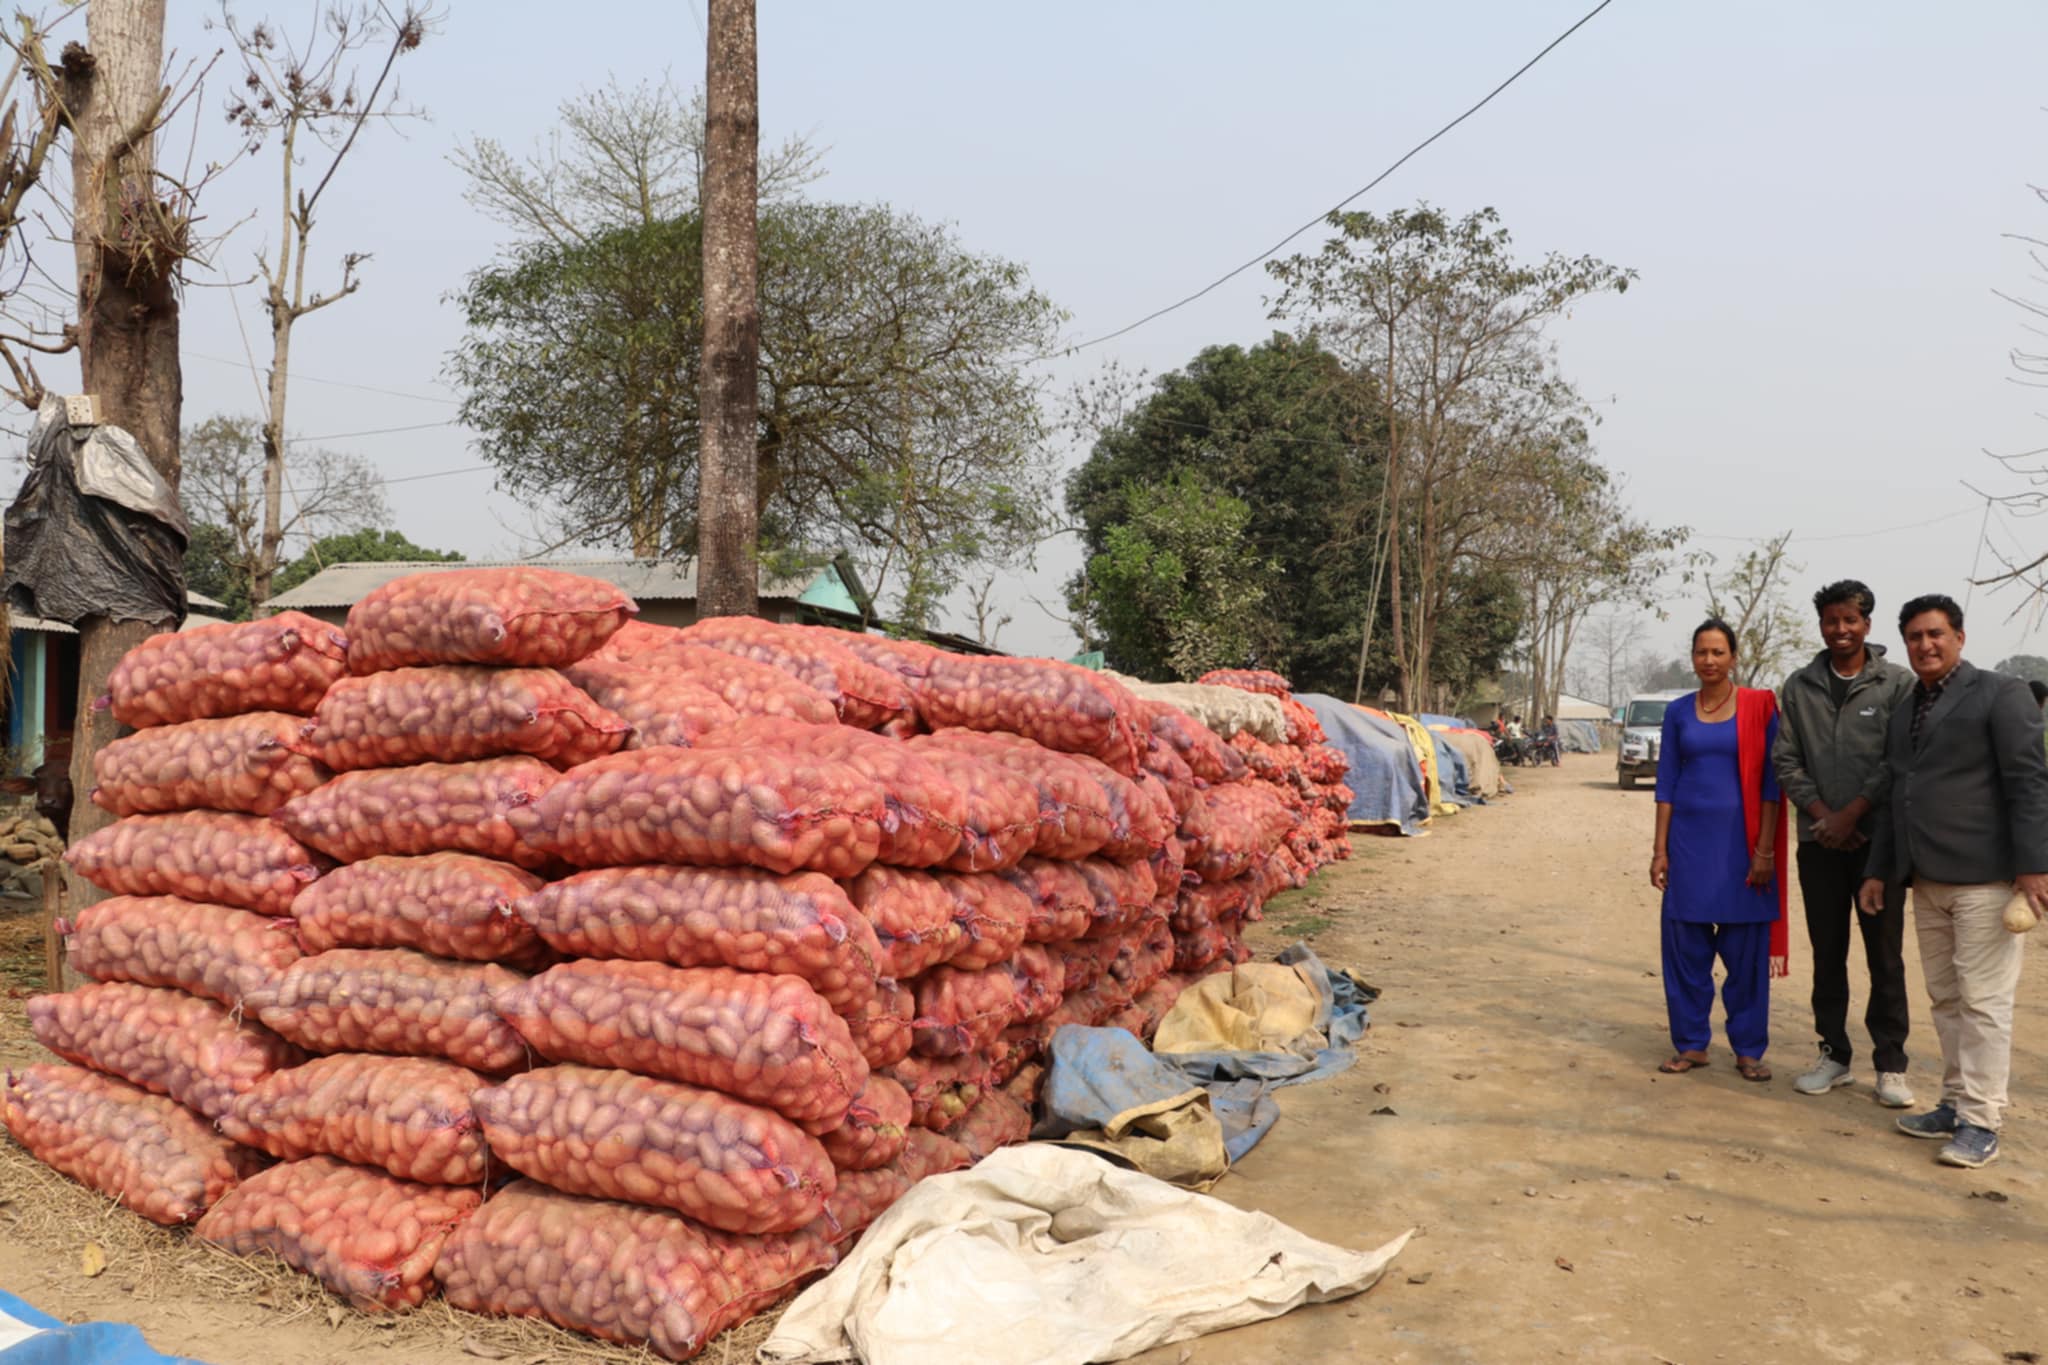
[18,0,2048,673]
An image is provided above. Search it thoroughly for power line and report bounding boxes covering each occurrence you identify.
[185,350,460,405]
[1061,0,1621,355]
[379,463,494,487]
[289,418,463,443]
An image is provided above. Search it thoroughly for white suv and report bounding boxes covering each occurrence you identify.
[1616,689,1688,790]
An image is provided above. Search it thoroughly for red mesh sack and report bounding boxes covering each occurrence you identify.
[842,866,966,980]
[106,612,348,728]
[912,730,1112,860]
[1000,857,1094,943]
[1172,921,1242,974]
[1279,696,1326,747]
[1228,732,1299,784]
[246,950,531,1074]
[1185,785,1294,883]
[290,852,550,967]
[590,619,686,661]
[1076,857,1159,938]
[1051,935,1121,995]
[801,626,940,686]
[604,639,841,725]
[563,658,739,748]
[1150,836,1188,907]
[951,1091,1030,1164]
[1140,736,1200,819]
[700,716,967,869]
[493,960,866,1130]
[1047,976,1135,1030]
[915,655,1145,776]
[304,666,628,770]
[91,712,330,817]
[679,616,915,731]
[474,1064,834,1235]
[933,871,1030,971]
[999,1061,1045,1109]
[344,567,635,674]
[515,747,883,878]
[1126,978,1185,1038]
[1195,668,1292,698]
[1109,914,1175,995]
[62,894,301,1007]
[436,1180,834,1362]
[910,962,1020,1058]
[1002,943,1064,1023]
[3,1064,266,1225]
[985,1028,1035,1088]
[220,1054,490,1185]
[518,864,881,1014]
[895,742,1039,873]
[1172,878,1254,934]
[1135,698,1246,784]
[65,811,326,915]
[884,1052,989,1134]
[819,1164,912,1245]
[1303,743,1350,785]
[195,1155,482,1311]
[272,757,559,870]
[901,1126,974,1181]
[27,982,304,1119]
[844,978,915,1071]
[819,1073,911,1172]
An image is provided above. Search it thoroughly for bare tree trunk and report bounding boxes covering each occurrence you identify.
[1381,320,1408,709]
[256,318,289,603]
[696,0,760,618]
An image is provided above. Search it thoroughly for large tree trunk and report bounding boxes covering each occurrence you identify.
[56,0,180,983]
[696,0,759,617]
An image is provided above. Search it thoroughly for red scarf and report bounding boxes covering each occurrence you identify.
[1735,687,1790,977]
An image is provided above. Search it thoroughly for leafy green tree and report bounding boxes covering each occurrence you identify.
[270,529,464,600]
[1994,654,2048,683]
[184,523,248,619]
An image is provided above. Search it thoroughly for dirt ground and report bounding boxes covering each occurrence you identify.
[4,759,2046,1364]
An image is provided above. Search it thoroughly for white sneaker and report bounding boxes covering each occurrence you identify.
[1794,1055,1854,1095]
[1874,1072,1915,1109]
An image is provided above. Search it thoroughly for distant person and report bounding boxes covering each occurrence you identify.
[1860,595,2048,1169]
[1506,715,1526,740]
[1650,619,1786,1081]
[1772,580,1915,1107]
[1538,714,1560,766]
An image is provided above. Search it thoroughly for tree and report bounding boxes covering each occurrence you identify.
[221,1,431,606]
[1703,531,1805,687]
[1571,612,1648,709]
[269,527,463,599]
[1268,204,1634,708]
[179,413,388,617]
[1638,655,1697,692]
[1993,653,2048,682]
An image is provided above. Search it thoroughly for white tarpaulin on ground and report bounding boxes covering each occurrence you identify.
[758,1144,1410,1365]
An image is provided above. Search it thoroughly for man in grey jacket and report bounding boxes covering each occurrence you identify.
[1860,594,2048,1169]
[1773,580,1915,1105]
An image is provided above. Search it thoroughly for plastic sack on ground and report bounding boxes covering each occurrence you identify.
[842,866,966,981]
[493,960,866,1130]
[304,665,628,770]
[220,1054,490,1185]
[844,979,916,1071]
[679,616,915,731]
[195,1154,483,1310]
[344,567,634,674]
[517,864,879,1014]
[3,1064,266,1225]
[933,872,1030,971]
[915,655,1145,776]
[247,950,531,1074]
[950,1090,1031,1164]
[474,1064,835,1234]
[28,982,305,1119]
[884,1053,989,1134]
[1000,857,1095,943]
[272,756,560,870]
[910,962,1019,1059]
[62,894,301,1006]
[514,747,883,878]
[90,712,331,817]
[563,658,740,749]
[911,730,1113,861]
[290,852,550,967]
[819,1073,912,1172]
[66,810,326,914]
[104,612,348,728]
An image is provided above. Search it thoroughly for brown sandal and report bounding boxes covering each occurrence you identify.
[1735,1057,1771,1083]
[1658,1053,1710,1074]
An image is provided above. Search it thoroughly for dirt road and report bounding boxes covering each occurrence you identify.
[4,760,2044,1364]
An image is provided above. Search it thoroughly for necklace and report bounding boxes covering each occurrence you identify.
[1698,684,1736,717]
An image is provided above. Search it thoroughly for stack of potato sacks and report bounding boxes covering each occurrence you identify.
[1196,667,1354,885]
[3,567,1333,1362]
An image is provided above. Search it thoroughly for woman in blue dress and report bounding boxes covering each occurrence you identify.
[1649,619,1787,1082]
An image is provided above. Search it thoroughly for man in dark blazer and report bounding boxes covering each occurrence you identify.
[1860,594,2048,1169]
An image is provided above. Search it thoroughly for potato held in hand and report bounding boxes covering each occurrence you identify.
[344,566,635,674]
[247,949,531,1074]
[290,852,549,966]
[106,611,347,727]
[63,894,302,1006]
[220,1054,491,1185]
[91,712,331,817]
[28,982,305,1120]
[304,665,628,770]
[272,756,560,870]
[65,811,327,915]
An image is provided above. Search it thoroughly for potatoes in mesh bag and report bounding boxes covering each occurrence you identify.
[910,961,1020,1059]
[247,949,531,1074]
[1109,913,1175,996]
[3,1064,267,1225]
[474,1065,836,1235]
[1003,942,1065,1023]
[843,978,915,1071]
[91,712,330,817]
[1185,784,1295,883]
[915,654,1145,776]
[818,1072,912,1172]
[272,757,559,870]
[933,871,1031,971]
[679,615,915,731]
[220,1054,490,1185]
[911,729,1112,861]
[290,852,549,966]
[563,658,739,749]
[597,637,840,726]
[951,1090,1031,1163]
[1195,667,1293,698]
[999,856,1096,943]
[304,665,627,770]
[65,811,327,914]
[884,1052,989,1134]
[27,982,305,1120]
[62,894,300,1006]
[1076,856,1159,938]
[841,865,966,981]
[1134,697,1247,783]
[892,741,1039,873]
[106,611,348,728]
[344,566,634,674]
[195,1154,482,1310]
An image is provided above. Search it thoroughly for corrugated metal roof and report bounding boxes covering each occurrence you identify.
[261,559,827,612]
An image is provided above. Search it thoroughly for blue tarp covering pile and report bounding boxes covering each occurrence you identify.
[1292,693,1429,834]
[0,1290,192,1364]
[1431,730,1478,805]
[1558,719,1604,753]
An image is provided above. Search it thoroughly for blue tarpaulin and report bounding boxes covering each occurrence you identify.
[1431,730,1478,805]
[0,1290,195,1364]
[1292,694,1429,834]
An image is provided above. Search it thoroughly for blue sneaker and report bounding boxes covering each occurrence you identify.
[1937,1124,2000,1169]
[1896,1103,1959,1140]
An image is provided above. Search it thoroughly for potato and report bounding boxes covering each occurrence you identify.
[1194,667,1293,699]
[344,567,635,674]
[908,962,1020,1059]
[883,1052,989,1134]
[473,1065,835,1234]
[272,757,560,870]
[950,1090,1031,1164]
[91,712,331,817]
[913,654,1146,776]
[911,730,1114,860]
[291,853,550,966]
[595,636,840,726]
[840,867,966,980]
[678,616,916,731]
[220,1054,491,1185]
[2006,891,2040,934]
[3,1064,268,1225]
[304,665,628,770]
[65,811,328,914]
[1108,913,1175,997]
[27,982,306,1119]
[998,857,1096,943]
[245,949,531,1074]
[563,658,739,749]
[818,1073,912,1173]
[195,1155,483,1311]
[515,864,880,1013]
[1134,697,1246,784]
[63,894,302,1006]
[105,611,348,728]
[843,979,915,1071]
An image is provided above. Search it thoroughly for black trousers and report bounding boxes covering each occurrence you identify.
[1795,842,1910,1072]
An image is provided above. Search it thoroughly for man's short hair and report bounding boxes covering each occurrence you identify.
[1813,579,1875,619]
[1898,593,1964,633]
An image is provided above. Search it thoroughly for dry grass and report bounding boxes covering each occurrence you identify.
[0,902,46,996]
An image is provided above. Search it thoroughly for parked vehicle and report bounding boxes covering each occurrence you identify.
[1616,689,1687,790]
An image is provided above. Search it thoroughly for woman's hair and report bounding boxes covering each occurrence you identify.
[1691,617,1738,656]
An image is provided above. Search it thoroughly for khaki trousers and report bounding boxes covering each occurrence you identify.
[1911,880,2026,1131]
